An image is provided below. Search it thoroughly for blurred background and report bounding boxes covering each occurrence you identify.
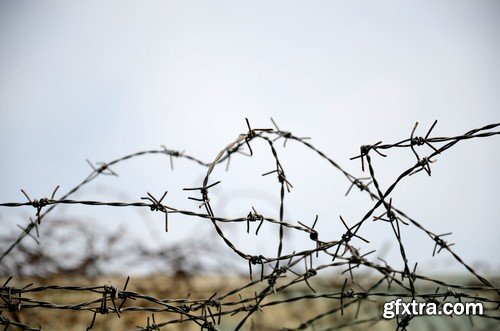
[1,0,499,278]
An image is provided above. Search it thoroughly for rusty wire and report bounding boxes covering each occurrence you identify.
[0,119,499,330]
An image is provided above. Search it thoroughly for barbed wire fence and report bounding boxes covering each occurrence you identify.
[0,118,499,330]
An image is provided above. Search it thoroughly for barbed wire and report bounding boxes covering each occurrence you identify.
[0,119,499,330]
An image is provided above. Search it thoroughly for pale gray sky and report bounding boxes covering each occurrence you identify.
[1,1,499,275]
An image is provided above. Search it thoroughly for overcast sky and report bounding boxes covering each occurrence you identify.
[1,1,499,275]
